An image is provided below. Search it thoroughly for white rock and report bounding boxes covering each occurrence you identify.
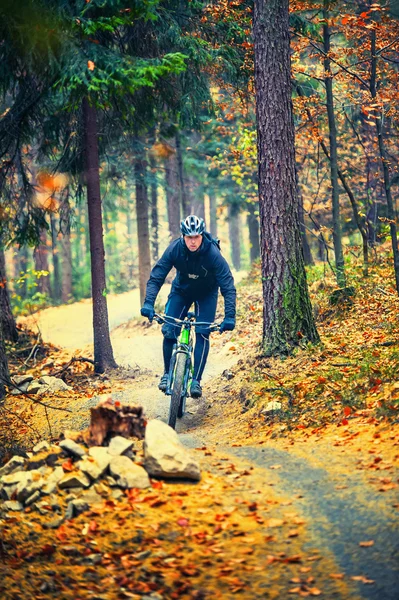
[42,467,65,494]
[58,472,91,490]
[144,420,201,481]
[12,375,34,386]
[27,381,45,394]
[79,457,106,481]
[16,475,44,503]
[32,440,51,454]
[2,469,41,486]
[109,456,150,489]
[262,401,282,413]
[0,455,25,477]
[89,447,111,470]
[60,439,87,458]
[38,376,72,394]
[2,501,23,511]
[108,436,135,456]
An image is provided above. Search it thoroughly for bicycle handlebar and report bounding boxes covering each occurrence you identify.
[154,313,220,331]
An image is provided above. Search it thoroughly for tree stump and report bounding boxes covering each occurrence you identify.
[83,397,146,446]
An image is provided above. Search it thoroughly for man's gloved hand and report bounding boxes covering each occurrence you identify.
[219,318,235,333]
[140,302,155,323]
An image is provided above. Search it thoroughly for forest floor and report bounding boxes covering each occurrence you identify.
[1,254,399,599]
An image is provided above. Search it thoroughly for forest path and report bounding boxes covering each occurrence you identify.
[16,287,399,599]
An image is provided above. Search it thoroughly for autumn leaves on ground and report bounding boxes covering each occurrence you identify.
[1,254,399,599]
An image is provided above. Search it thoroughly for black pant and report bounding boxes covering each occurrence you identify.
[161,290,218,382]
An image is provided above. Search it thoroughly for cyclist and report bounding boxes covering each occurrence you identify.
[140,215,236,399]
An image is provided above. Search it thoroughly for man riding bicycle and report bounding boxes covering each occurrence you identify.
[141,215,236,399]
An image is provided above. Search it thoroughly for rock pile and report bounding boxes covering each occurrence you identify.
[11,375,72,396]
[0,411,201,527]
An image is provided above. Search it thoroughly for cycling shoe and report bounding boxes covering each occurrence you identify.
[159,373,168,392]
[190,380,202,398]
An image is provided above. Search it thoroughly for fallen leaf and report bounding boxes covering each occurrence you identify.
[265,518,284,528]
[359,540,374,547]
[88,60,95,70]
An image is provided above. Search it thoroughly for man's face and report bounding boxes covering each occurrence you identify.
[184,234,203,252]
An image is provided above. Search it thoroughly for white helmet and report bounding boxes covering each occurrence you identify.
[180,215,205,236]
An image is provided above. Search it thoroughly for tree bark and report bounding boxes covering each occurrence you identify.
[228,204,241,270]
[149,153,159,262]
[298,190,314,266]
[134,145,151,306]
[83,97,117,373]
[50,212,61,301]
[209,193,217,237]
[370,22,399,293]
[191,183,205,219]
[59,189,73,303]
[323,1,346,287]
[247,201,260,262]
[254,0,319,356]
[0,249,18,342]
[175,132,189,215]
[33,228,52,297]
[165,150,181,239]
[0,315,9,400]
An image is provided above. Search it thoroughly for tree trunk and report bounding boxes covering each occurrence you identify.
[247,201,260,262]
[323,1,346,287]
[175,132,189,215]
[228,204,241,270]
[298,191,314,266]
[15,245,29,300]
[0,315,9,400]
[0,249,18,342]
[370,23,399,293]
[33,228,52,297]
[209,193,217,237]
[149,153,159,262]
[253,0,319,356]
[191,184,205,219]
[83,97,117,373]
[59,189,73,303]
[126,193,136,282]
[50,212,61,301]
[165,151,181,239]
[134,146,151,306]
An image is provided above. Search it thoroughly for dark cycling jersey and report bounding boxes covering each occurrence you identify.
[144,232,236,320]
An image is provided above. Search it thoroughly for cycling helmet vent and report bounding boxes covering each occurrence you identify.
[180,215,205,236]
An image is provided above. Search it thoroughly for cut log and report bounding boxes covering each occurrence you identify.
[83,397,146,446]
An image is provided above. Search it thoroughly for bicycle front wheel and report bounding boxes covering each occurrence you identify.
[168,352,187,429]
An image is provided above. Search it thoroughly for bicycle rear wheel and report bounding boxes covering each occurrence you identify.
[168,352,187,429]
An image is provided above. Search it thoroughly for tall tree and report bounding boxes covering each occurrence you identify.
[83,97,117,372]
[253,0,319,355]
[0,316,9,400]
[322,0,346,288]
[134,140,152,305]
[0,248,18,342]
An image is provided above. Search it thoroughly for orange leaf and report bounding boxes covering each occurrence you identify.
[342,16,349,24]
[359,540,374,547]
[344,406,352,416]
[62,458,74,472]
[88,60,95,71]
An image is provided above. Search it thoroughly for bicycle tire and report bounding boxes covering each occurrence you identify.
[168,352,187,429]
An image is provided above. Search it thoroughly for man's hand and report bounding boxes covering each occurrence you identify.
[141,302,155,323]
[219,318,235,333]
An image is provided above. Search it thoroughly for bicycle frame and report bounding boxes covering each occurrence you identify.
[165,331,193,397]
[153,312,220,424]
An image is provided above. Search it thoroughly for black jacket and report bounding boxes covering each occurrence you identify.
[144,232,236,319]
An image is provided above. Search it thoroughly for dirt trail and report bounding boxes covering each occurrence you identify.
[13,294,399,599]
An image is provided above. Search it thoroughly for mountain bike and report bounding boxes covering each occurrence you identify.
[154,312,220,429]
